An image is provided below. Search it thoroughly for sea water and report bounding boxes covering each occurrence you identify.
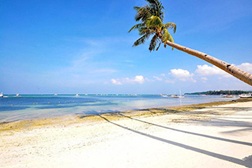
[0,94,237,122]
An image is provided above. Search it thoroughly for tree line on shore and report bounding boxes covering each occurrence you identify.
[186,90,251,95]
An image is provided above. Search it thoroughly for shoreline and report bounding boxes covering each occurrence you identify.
[0,95,244,125]
[0,99,252,167]
[1,98,251,133]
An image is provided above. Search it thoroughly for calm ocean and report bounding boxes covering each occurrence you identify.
[0,94,237,122]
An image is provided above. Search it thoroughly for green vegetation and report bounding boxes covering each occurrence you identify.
[186,90,252,95]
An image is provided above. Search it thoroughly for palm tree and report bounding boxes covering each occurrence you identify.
[129,0,252,86]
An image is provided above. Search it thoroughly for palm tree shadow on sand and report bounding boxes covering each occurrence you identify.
[96,113,252,168]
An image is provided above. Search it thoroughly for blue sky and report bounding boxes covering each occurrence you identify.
[1,0,252,94]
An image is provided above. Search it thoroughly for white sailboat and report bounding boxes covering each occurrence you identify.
[222,90,234,98]
[170,94,179,98]
[222,94,234,98]
[171,90,184,98]
[160,94,169,98]
[0,93,3,97]
[239,93,252,98]
[171,94,184,98]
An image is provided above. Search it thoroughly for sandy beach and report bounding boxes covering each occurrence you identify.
[0,100,252,168]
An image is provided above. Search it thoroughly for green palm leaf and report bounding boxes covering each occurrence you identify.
[129,0,176,52]
[133,33,150,47]
[134,6,151,21]
[162,29,174,43]
[146,16,163,28]
[164,22,176,33]
[128,23,145,33]
[146,0,164,19]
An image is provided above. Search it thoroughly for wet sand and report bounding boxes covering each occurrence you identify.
[0,100,252,168]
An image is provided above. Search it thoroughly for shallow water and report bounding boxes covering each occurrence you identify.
[0,94,237,122]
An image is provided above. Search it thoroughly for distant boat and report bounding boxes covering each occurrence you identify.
[171,90,184,98]
[239,93,252,98]
[222,95,234,98]
[0,93,3,97]
[75,94,79,97]
[16,93,20,97]
[161,94,169,98]
[171,94,184,98]
[171,94,179,98]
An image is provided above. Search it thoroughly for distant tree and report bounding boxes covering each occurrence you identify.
[186,90,251,95]
[129,0,252,86]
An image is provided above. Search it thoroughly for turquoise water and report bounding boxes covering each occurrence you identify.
[0,94,237,122]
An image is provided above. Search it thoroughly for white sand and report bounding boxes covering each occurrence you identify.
[0,101,252,168]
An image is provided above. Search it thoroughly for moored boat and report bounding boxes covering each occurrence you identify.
[239,93,252,98]
[171,90,184,98]
[171,94,184,98]
[222,94,234,98]
[160,94,168,98]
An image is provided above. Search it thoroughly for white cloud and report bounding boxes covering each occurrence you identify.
[111,62,251,88]
[111,79,122,85]
[170,69,195,82]
[134,75,145,84]
[111,75,145,85]
[195,64,228,76]
[195,63,252,78]
[237,63,252,73]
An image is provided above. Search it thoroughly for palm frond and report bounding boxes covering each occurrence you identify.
[146,16,162,28]
[162,28,174,49]
[128,23,145,33]
[156,41,162,51]
[129,0,176,51]
[162,29,174,43]
[149,34,159,51]
[146,0,164,20]
[164,22,176,33]
[134,6,151,22]
[134,6,140,10]
[133,33,150,47]
[139,27,152,35]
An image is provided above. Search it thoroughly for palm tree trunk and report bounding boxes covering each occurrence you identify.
[165,41,252,86]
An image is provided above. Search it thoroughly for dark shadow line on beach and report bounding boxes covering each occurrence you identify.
[207,107,252,110]
[217,117,252,120]
[137,107,252,120]
[200,118,252,128]
[221,127,252,134]
[97,114,250,167]
[116,113,252,146]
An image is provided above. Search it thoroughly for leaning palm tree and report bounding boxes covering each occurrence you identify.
[129,0,252,86]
